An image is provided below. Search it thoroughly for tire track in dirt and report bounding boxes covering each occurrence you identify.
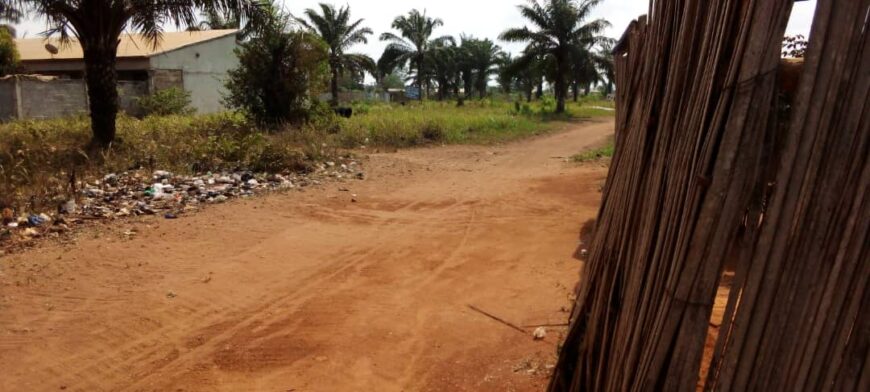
[1,121,613,392]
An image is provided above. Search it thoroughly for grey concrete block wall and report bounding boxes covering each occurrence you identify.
[118,81,148,117]
[19,79,89,119]
[0,79,15,121]
[0,77,148,121]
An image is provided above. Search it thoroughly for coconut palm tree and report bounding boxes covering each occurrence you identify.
[379,9,451,101]
[3,0,268,148]
[500,0,609,113]
[295,3,374,106]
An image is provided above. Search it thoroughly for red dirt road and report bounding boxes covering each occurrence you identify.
[0,121,613,392]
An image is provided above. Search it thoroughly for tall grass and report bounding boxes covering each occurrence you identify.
[335,98,614,148]
[0,98,614,211]
[0,113,314,211]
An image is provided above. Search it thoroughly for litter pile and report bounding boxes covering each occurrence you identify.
[1,159,364,250]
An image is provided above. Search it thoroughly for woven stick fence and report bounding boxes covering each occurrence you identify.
[550,0,868,390]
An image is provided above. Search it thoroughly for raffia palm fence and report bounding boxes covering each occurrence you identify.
[550,0,868,390]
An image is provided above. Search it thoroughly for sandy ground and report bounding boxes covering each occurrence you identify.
[0,120,613,392]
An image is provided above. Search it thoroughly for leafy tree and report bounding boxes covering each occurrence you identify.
[0,25,18,76]
[503,45,547,103]
[376,68,407,91]
[497,53,515,95]
[500,0,609,113]
[1,1,19,37]
[593,38,615,96]
[569,47,600,100]
[379,9,451,101]
[296,3,374,106]
[428,38,459,100]
[4,0,268,148]
[224,11,328,125]
[462,37,504,99]
[0,2,20,23]
[782,34,808,58]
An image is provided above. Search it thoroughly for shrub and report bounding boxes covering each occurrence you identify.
[224,12,329,126]
[0,26,19,76]
[136,87,195,117]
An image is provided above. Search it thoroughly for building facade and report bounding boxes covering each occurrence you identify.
[4,29,239,120]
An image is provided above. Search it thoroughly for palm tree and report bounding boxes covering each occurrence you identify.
[497,53,515,95]
[296,3,374,106]
[0,2,19,37]
[464,37,503,99]
[505,48,546,103]
[428,39,459,101]
[594,38,615,96]
[4,0,268,148]
[500,0,609,113]
[379,9,451,101]
[569,47,601,100]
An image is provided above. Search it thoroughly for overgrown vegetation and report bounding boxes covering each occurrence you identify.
[136,87,195,117]
[0,25,17,76]
[336,99,612,148]
[572,136,614,162]
[0,113,317,212]
[224,11,329,125]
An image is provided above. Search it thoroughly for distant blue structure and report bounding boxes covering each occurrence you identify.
[405,86,421,100]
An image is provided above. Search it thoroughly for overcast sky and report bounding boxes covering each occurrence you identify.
[12,0,818,60]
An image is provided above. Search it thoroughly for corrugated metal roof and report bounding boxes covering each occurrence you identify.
[15,29,238,61]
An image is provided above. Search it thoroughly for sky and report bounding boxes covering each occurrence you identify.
[12,0,818,61]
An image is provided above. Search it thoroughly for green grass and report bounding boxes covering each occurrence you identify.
[572,138,615,163]
[335,98,615,148]
[0,97,615,211]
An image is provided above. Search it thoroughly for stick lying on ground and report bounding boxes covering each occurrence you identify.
[467,304,528,335]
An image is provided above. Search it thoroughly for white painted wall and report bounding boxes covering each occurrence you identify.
[148,33,239,114]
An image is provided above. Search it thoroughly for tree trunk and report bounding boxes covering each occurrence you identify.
[555,57,567,113]
[331,68,340,106]
[572,81,579,102]
[536,78,544,100]
[83,44,120,148]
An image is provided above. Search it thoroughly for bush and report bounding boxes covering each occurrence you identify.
[136,87,195,117]
[0,26,19,76]
[224,12,329,126]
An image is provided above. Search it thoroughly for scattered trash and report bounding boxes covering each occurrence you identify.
[533,327,547,340]
[60,200,77,215]
[0,160,363,252]
[27,214,47,227]
[166,291,177,299]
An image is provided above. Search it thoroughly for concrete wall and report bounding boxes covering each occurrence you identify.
[0,77,146,121]
[0,79,15,121]
[19,78,89,119]
[148,34,239,114]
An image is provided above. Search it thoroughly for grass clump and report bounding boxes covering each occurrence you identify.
[573,138,615,163]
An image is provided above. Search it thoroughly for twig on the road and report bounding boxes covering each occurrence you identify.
[467,304,528,335]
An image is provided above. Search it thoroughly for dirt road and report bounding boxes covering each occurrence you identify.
[0,121,613,392]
